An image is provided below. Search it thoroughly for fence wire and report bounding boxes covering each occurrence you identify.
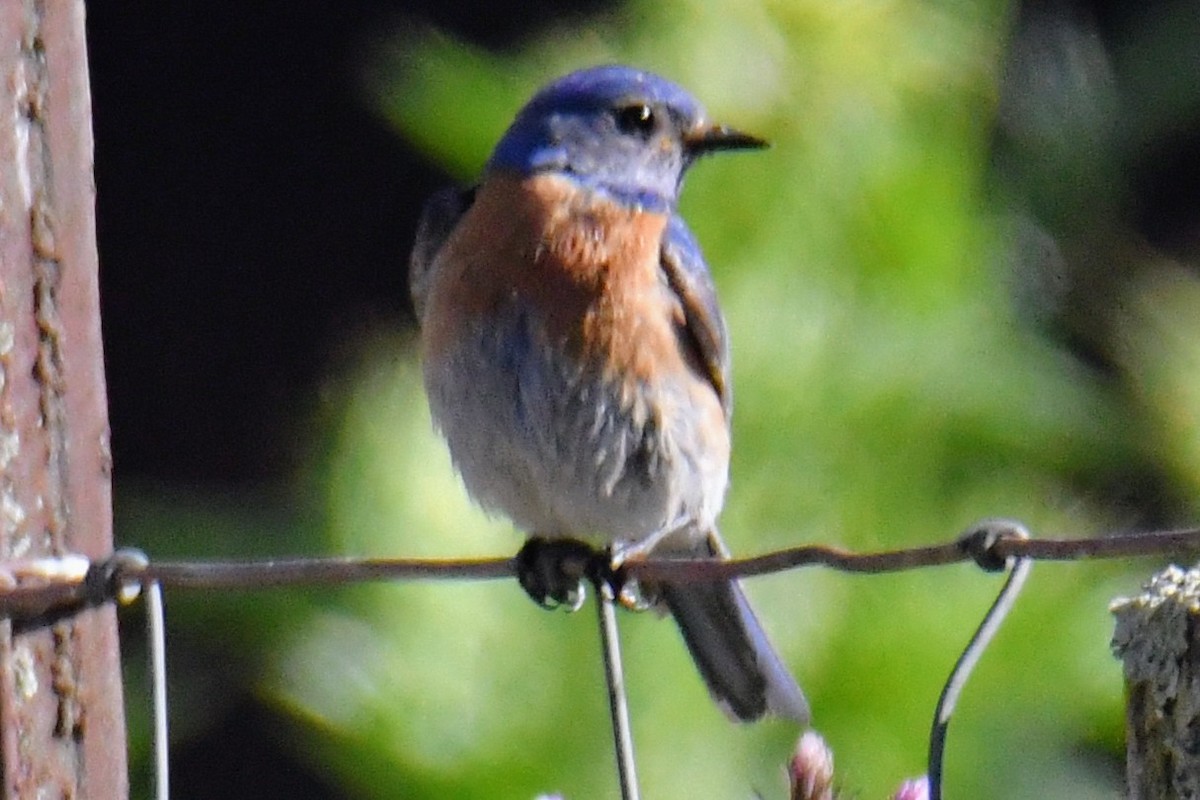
[0,518,1193,798]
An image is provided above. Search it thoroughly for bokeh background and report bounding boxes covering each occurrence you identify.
[86,0,1200,797]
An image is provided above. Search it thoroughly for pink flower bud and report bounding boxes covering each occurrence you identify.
[789,731,835,800]
[891,776,930,800]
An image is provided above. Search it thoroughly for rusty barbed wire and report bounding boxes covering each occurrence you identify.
[0,521,1197,620]
[1,519,1176,799]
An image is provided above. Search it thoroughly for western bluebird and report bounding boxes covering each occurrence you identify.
[410,65,808,723]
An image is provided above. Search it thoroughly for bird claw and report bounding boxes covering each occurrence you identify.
[516,538,598,612]
[615,578,655,612]
[606,544,659,612]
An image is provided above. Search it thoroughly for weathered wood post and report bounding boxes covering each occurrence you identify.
[1112,564,1200,800]
[0,1,128,796]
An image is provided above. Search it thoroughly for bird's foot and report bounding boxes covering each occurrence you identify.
[612,577,657,612]
[604,544,659,613]
[516,538,613,612]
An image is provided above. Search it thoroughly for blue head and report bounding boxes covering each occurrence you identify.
[487,65,766,212]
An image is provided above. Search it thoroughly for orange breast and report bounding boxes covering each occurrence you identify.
[423,172,687,384]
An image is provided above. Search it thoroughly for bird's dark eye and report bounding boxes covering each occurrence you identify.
[614,104,656,137]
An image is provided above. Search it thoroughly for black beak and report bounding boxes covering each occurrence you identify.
[683,124,769,155]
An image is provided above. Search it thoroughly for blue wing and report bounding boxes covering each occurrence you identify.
[409,185,475,323]
[659,214,732,415]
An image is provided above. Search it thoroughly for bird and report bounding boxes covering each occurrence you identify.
[410,64,808,724]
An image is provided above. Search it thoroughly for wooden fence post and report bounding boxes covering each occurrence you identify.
[1112,563,1200,800]
[0,1,128,797]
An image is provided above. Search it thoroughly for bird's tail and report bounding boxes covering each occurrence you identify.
[658,530,809,724]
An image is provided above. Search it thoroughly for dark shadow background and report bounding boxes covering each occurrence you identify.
[88,0,607,488]
[85,1,1199,797]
